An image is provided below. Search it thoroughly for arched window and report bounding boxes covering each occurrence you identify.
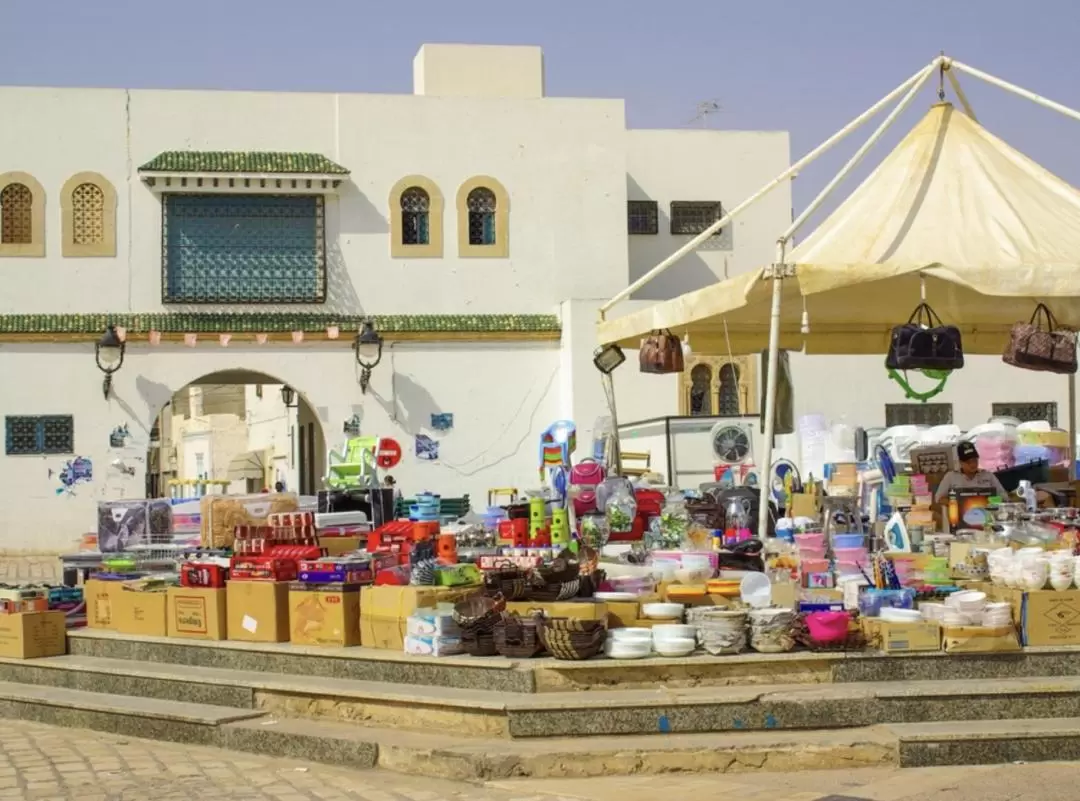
[0,172,45,257]
[61,172,117,257]
[400,187,431,245]
[456,176,509,258]
[718,363,742,416]
[688,364,713,416]
[466,187,497,246]
[0,184,32,245]
[388,176,444,258]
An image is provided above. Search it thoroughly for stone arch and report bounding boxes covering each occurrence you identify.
[388,175,444,258]
[456,175,509,258]
[0,171,46,257]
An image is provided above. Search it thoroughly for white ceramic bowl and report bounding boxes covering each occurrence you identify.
[879,607,922,623]
[651,624,697,641]
[604,639,652,659]
[653,637,697,657]
[674,567,712,584]
[642,602,685,620]
[610,627,653,642]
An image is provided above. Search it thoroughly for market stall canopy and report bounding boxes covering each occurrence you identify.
[598,102,1080,356]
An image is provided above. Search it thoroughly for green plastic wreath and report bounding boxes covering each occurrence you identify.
[886,366,950,403]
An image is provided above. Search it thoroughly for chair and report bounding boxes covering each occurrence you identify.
[326,436,379,490]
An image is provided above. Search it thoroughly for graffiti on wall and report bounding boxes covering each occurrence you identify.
[50,456,93,495]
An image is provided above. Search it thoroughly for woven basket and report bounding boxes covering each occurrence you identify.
[462,628,498,657]
[527,578,581,603]
[538,618,607,660]
[536,554,580,585]
[453,594,506,632]
[494,612,546,658]
[576,569,606,598]
[483,567,530,601]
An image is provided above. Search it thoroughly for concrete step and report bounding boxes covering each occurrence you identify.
[68,627,1080,693]
[13,653,1080,739]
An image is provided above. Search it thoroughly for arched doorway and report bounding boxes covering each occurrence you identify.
[145,369,326,499]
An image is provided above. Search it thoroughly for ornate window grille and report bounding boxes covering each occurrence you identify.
[885,403,954,427]
[72,183,105,245]
[627,200,659,235]
[162,194,326,304]
[5,416,74,456]
[992,402,1058,427]
[0,183,33,245]
[670,201,722,235]
[400,187,431,245]
[467,187,497,246]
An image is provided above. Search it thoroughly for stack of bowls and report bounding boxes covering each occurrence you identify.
[651,623,697,657]
[919,602,946,623]
[794,531,827,560]
[988,548,1014,586]
[1049,551,1074,591]
[1073,555,1080,590]
[604,628,653,659]
[748,607,796,653]
[690,607,748,655]
[943,590,986,626]
[1017,549,1049,591]
[981,601,1013,628]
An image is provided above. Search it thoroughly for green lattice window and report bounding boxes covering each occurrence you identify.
[162,194,326,304]
[5,416,74,455]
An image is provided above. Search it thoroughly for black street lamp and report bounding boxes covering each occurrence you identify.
[280,385,298,408]
[353,319,383,394]
[95,324,126,400]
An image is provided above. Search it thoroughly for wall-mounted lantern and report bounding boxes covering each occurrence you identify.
[353,319,383,394]
[95,324,126,400]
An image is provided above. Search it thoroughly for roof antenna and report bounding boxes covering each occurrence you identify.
[938,51,946,101]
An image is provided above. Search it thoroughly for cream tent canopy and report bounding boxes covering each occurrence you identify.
[597,101,1080,355]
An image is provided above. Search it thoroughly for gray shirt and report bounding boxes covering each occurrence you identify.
[933,469,1008,504]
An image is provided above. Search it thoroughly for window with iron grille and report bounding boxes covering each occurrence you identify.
[5,416,74,455]
[627,200,658,235]
[885,403,954,427]
[992,402,1058,427]
[162,194,326,304]
[670,201,722,235]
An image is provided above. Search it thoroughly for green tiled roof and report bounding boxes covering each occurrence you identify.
[0,313,560,336]
[138,152,350,175]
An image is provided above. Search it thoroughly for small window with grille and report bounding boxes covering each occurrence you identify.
[991,402,1058,427]
[5,416,74,455]
[670,201,722,235]
[627,200,658,235]
[884,403,954,427]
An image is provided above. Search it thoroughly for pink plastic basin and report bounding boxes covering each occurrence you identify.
[805,610,851,643]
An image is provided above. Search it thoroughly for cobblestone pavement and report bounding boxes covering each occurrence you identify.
[0,719,573,801]
[0,554,61,585]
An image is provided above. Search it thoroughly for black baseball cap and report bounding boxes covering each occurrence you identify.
[957,442,979,462]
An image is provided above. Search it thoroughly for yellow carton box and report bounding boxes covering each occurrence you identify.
[360,585,479,650]
[290,583,360,647]
[227,581,290,643]
[862,619,941,653]
[167,587,227,641]
[505,600,608,621]
[84,579,120,630]
[113,588,168,638]
[0,611,66,659]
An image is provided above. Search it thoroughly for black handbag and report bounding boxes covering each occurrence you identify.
[886,303,964,372]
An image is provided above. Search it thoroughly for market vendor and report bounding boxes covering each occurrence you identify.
[933,441,1008,503]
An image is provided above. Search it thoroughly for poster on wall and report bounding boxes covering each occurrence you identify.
[51,457,93,496]
[415,434,439,461]
[430,413,454,432]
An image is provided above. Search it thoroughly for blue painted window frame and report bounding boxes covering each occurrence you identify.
[161,194,327,304]
[4,415,75,456]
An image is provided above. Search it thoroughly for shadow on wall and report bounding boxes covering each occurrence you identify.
[337,184,389,236]
[371,371,442,435]
[626,175,730,301]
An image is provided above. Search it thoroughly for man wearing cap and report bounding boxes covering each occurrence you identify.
[933,441,1008,504]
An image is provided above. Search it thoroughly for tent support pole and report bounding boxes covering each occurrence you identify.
[945,68,978,121]
[757,243,787,539]
[951,60,1080,124]
[783,62,938,242]
[598,60,939,318]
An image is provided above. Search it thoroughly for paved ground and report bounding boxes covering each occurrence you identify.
[0,719,1076,801]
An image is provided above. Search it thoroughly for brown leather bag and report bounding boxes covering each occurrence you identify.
[639,330,685,374]
[1003,304,1077,375]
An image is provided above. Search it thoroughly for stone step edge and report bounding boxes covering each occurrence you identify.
[18,654,1080,716]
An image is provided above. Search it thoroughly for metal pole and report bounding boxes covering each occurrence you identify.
[1070,373,1077,481]
[599,59,940,316]
[783,63,937,242]
[945,68,978,121]
[601,371,623,477]
[756,241,787,538]
[951,59,1080,124]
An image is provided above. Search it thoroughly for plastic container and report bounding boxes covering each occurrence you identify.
[794,532,825,549]
[832,533,865,549]
[798,546,827,560]
[833,548,868,564]
[805,611,850,644]
[800,558,831,573]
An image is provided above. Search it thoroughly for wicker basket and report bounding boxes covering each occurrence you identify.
[453,594,506,632]
[576,569,606,598]
[483,568,530,600]
[462,628,499,657]
[536,554,580,585]
[526,578,581,603]
[494,612,546,658]
[538,617,607,660]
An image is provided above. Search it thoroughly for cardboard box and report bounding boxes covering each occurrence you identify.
[505,600,608,621]
[862,619,941,653]
[1019,589,1080,647]
[319,536,362,557]
[113,588,167,637]
[167,587,227,641]
[0,611,66,659]
[84,579,120,630]
[290,583,360,647]
[360,585,479,649]
[227,581,290,642]
[943,625,1021,654]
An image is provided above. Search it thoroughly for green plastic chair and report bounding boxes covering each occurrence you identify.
[326,436,378,489]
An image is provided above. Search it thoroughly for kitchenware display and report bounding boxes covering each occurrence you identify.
[748,607,796,653]
[739,572,773,608]
[642,602,685,620]
[651,623,697,641]
[690,607,749,655]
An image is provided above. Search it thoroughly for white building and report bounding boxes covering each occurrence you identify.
[0,43,791,553]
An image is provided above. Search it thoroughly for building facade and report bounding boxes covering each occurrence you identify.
[0,43,792,552]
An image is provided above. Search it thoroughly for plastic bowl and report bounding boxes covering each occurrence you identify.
[604,639,652,659]
[642,602,685,620]
[653,637,697,657]
[805,610,850,643]
[610,627,653,642]
[651,624,697,641]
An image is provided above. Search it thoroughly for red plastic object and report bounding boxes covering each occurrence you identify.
[609,512,646,543]
[180,563,228,588]
[376,438,402,468]
[634,488,664,517]
[229,555,298,581]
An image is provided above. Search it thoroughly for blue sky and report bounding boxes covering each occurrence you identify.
[3,0,1079,215]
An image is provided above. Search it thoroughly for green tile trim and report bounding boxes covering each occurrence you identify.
[0,313,560,335]
[139,152,349,175]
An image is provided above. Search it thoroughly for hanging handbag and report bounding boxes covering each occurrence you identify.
[1003,303,1077,375]
[885,303,964,372]
[639,330,685,374]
